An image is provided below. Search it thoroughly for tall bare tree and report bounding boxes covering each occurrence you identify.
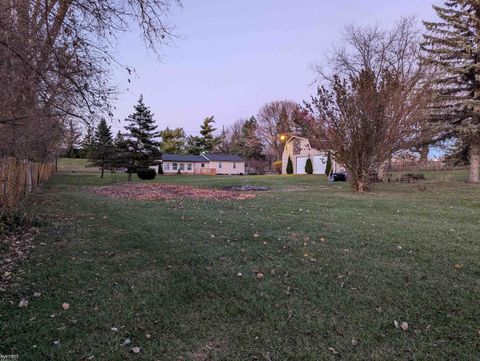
[256,100,302,161]
[307,18,433,191]
[0,0,180,162]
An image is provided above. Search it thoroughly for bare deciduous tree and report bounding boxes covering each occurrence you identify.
[0,0,180,162]
[256,100,303,161]
[306,18,434,192]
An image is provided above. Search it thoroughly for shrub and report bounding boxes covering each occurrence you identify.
[325,152,332,176]
[137,168,156,180]
[286,156,293,174]
[305,157,313,174]
[272,160,282,174]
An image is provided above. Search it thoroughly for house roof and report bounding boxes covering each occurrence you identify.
[161,153,244,162]
[203,153,244,162]
[161,154,205,162]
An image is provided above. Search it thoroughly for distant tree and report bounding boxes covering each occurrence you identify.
[124,96,160,181]
[286,156,293,174]
[160,127,186,154]
[89,119,115,178]
[112,131,131,172]
[305,157,313,174]
[215,126,232,153]
[81,126,95,159]
[257,100,303,161]
[199,116,219,152]
[423,1,480,183]
[240,117,265,171]
[185,135,204,155]
[325,152,332,176]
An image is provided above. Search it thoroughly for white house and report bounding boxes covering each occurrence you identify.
[158,153,245,175]
[281,136,339,175]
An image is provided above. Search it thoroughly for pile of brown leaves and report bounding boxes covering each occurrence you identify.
[91,183,256,201]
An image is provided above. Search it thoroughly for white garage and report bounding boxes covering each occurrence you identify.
[295,155,328,174]
[312,155,327,174]
[282,136,340,175]
[296,157,308,174]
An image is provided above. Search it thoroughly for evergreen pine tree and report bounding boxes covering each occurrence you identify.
[325,152,332,176]
[423,0,480,182]
[159,127,186,154]
[199,116,219,152]
[286,156,294,174]
[112,131,131,173]
[305,157,313,174]
[158,162,164,174]
[238,117,265,174]
[124,95,160,181]
[81,126,95,159]
[89,119,114,178]
[185,135,204,155]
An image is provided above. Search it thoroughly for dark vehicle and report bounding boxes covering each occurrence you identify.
[329,172,347,182]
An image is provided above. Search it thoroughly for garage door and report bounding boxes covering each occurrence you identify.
[312,155,327,174]
[296,157,307,174]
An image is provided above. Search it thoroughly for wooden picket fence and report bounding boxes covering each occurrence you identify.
[0,157,55,209]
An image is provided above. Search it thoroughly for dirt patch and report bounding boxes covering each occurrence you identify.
[91,183,256,201]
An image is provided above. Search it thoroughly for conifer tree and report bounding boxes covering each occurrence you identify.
[185,135,204,155]
[112,131,131,171]
[199,116,219,152]
[160,127,186,154]
[124,96,160,181]
[81,126,95,159]
[286,156,294,174]
[241,117,265,160]
[305,157,313,174]
[89,119,114,178]
[423,0,480,182]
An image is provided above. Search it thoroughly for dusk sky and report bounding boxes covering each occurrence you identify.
[111,0,442,136]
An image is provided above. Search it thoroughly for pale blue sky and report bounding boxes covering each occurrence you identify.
[111,0,442,136]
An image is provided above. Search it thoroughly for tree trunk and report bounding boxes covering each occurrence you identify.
[419,145,429,164]
[352,173,367,192]
[468,139,480,183]
[100,167,104,179]
[127,172,132,182]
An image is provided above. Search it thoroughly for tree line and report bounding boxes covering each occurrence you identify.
[2,0,480,191]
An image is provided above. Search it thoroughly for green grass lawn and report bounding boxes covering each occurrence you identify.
[1,171,479,360]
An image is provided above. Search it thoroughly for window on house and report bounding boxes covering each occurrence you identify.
[164,163,170,170]
[218,162,222,169]
[172,163,177,171]
[233,162,236,169]
[187,163,192,171]
[179,163,185,170]
[201,163,205,168]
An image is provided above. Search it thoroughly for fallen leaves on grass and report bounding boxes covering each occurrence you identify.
[91,183,256,201]
[61,302,70,310]
[394,320,409,331]
[18,298,28,308]
[1,227,38,289]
